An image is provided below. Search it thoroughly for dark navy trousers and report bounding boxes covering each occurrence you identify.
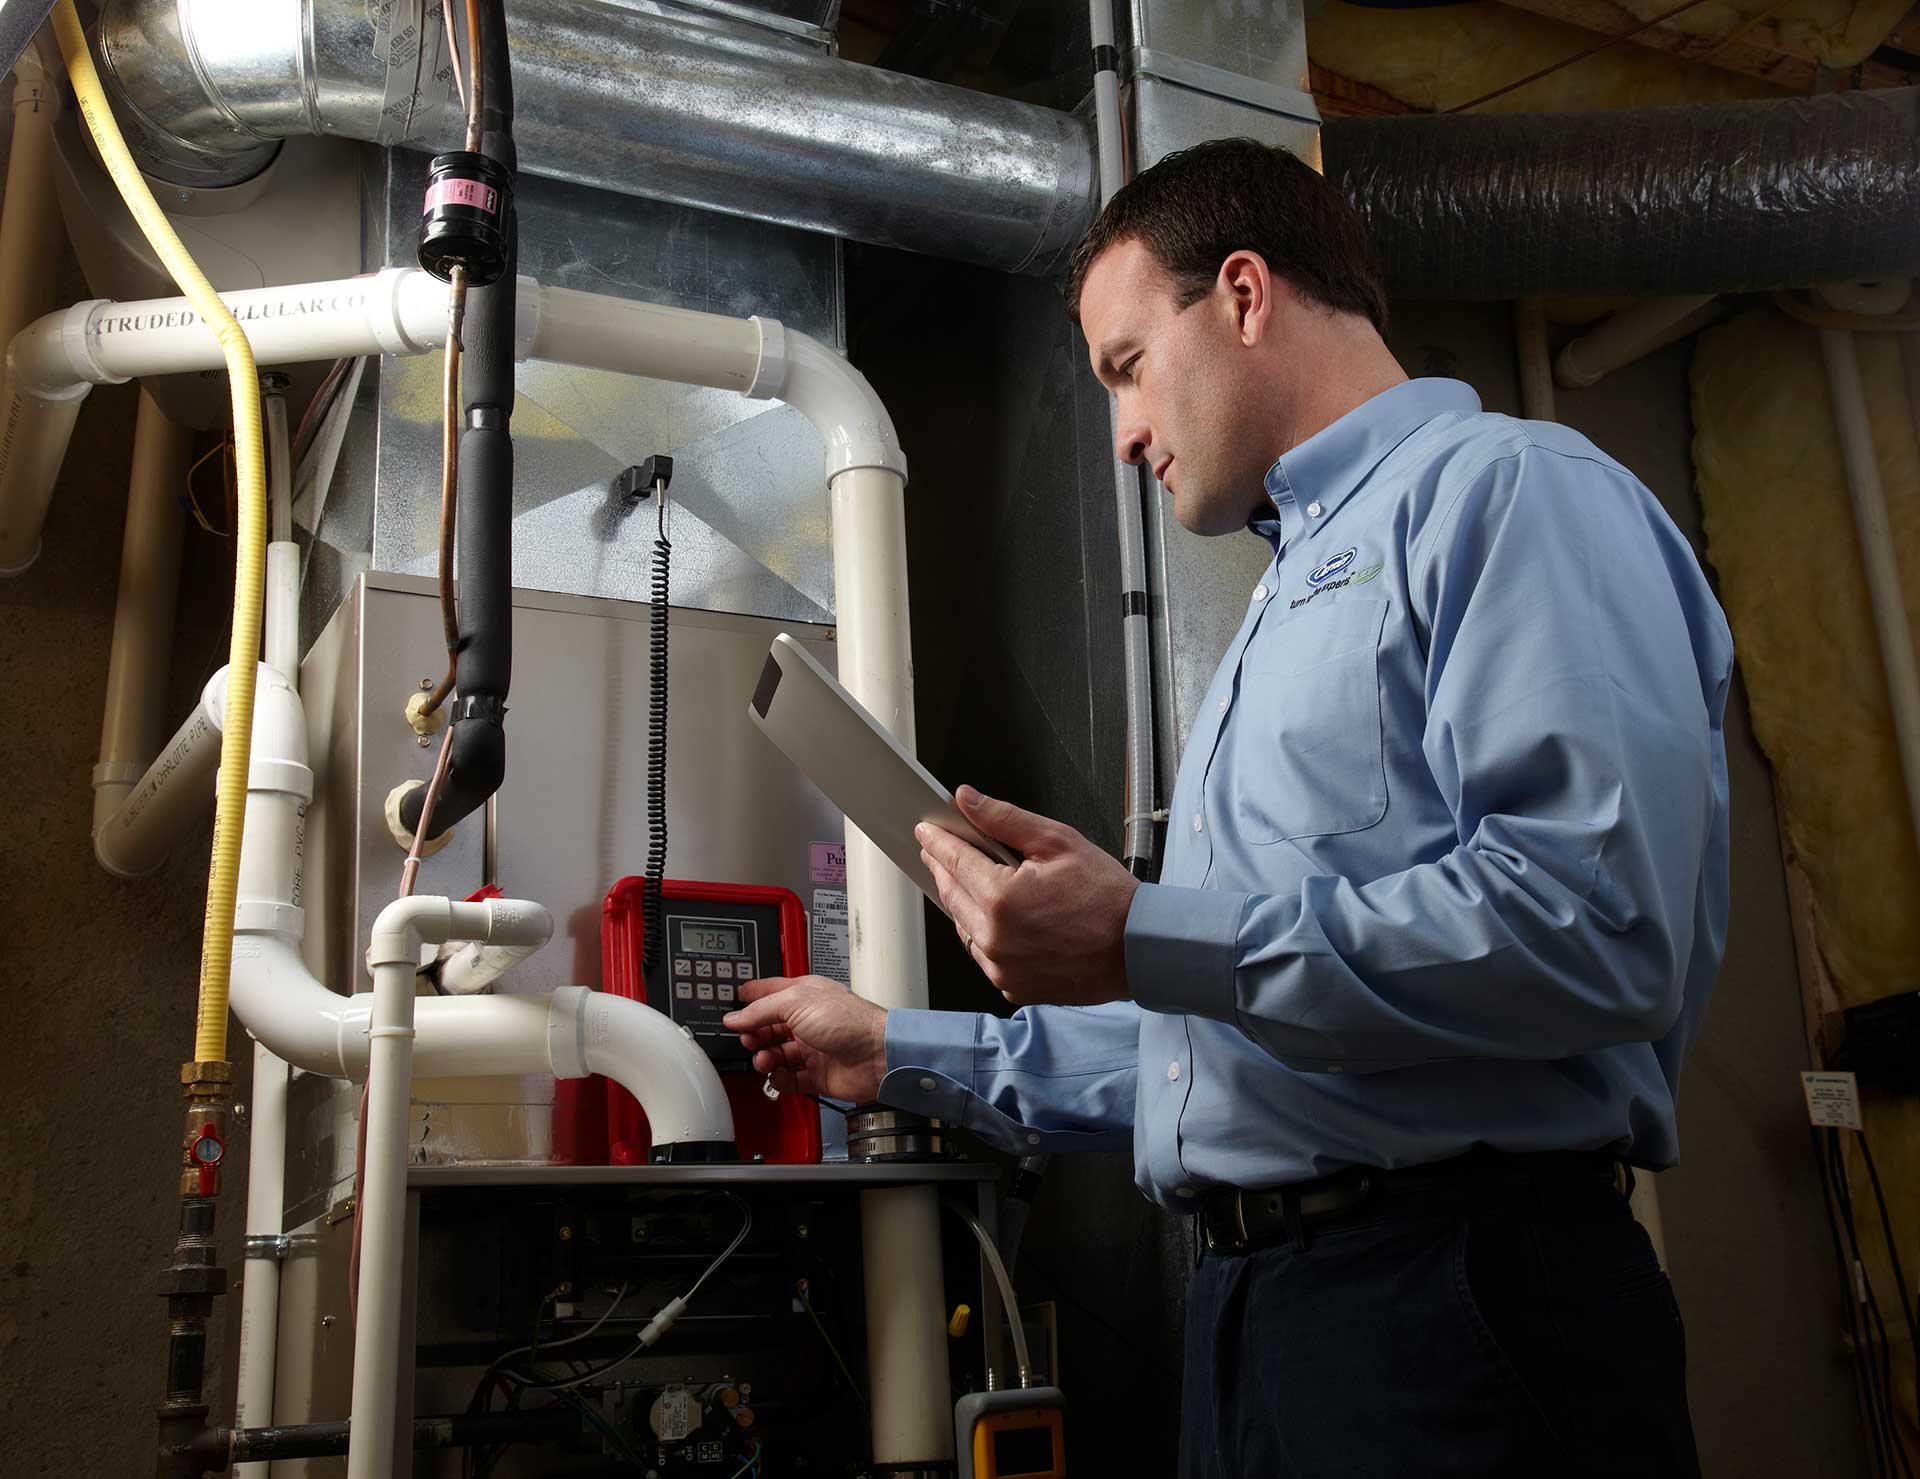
[1179,1179,1700,1478]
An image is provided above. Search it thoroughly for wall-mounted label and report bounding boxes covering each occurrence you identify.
[1801,1071,1862,1131]
[810,841,846,886]
[812,888,849,983]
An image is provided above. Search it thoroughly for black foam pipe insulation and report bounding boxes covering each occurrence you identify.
[401,1,517,842]
[1323,86,1920,299]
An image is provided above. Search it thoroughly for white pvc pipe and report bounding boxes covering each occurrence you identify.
[1513,299,1555,423]
[828,464,952,1467]
[1088,0,1125,200]
[432,935,544,995]
[352,892,560,1479]
[237,420,298,1472]
[6,269,449,395]
[264,377,299,683]
[91,389,191,844]
[218,663,733,1137]
[234,1037,287,1479]
[92,691,222,877]
[1818,326,1920,851]
[0,46,68,576]
[3,268,907,566]
[527,281,761,395]
[1553,295,1720,390]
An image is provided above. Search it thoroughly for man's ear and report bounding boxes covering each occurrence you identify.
[1219,250,1274,347]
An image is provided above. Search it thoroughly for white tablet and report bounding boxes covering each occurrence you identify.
[748,633,1018,913]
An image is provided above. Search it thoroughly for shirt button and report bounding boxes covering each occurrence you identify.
[1217,696,1229,714]
[1252,586,1268,602]
[1167,1060,1181,1081]
[1307,501,1323,517]
[918,1076,936,1092]
[1191,813,1203,833]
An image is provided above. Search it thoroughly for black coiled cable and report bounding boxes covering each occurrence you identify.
[642,491,671,973]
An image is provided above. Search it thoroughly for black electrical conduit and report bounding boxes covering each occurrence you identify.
[400,0,516,843]
[1321,86,1920,300]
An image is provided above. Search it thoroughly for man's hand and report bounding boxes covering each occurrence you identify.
[917,785,1140,1007]
[722,975,888,1104]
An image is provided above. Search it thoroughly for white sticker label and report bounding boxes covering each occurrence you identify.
[1801,1071,1863,1131]
[812,888,850,982]
[649,1386,694,1442]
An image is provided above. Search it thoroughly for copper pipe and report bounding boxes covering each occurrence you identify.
[420,267,468,717]
[464,0,485,153]
[398,722,457,898]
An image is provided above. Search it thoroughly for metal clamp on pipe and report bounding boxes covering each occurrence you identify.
[846,1107,949,1164]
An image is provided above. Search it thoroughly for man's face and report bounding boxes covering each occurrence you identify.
[1080,239,1274,536]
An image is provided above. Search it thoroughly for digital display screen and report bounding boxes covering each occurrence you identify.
[678,920,746,957]
[992,1425,1056,1476]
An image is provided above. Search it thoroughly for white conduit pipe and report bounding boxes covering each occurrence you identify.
[1088,0,1158,879]
[91,388,191,855]
[1818,324,1920,852]
[236,386,299,1474]
[1513,299,1556,423]
[93,682,222,877]
[0,45,69,575]
[233,1035,286,1479]
[1552,295,1721,390]
[352,893,557,1479]
[0,268,909,562]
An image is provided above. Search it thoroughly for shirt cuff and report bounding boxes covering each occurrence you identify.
[879,1006,979,1124]
[1124,883,1249,1024]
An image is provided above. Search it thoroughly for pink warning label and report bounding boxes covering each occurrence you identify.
[810,841,846,886]
[425,177,498,214]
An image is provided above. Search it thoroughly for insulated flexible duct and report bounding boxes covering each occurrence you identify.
[89,0,1093,276]
[1321,88,1920,300]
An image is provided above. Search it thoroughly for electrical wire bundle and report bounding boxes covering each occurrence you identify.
[1814,1123,1919,1477]
[466,1194,752,1475]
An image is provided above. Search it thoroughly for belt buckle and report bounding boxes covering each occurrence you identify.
[1203,1192,1249,1256]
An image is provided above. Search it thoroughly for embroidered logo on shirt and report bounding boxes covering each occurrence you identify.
[1290,556,1383,610]
[1307,548,1358,586]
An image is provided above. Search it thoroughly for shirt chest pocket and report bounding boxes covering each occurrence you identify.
[1228,597,1389,844]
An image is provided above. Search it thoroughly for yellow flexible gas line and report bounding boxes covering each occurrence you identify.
[53,2,262,1066]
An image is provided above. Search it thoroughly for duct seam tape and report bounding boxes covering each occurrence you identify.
[548,986,591,1080]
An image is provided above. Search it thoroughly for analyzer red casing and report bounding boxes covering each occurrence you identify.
[601,876,819,1165]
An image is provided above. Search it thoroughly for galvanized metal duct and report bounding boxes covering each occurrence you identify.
[1321,87,1920,299]
[90,0,1096,275]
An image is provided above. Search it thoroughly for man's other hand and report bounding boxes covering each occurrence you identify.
[723,975,887,1104]
[917,785,1140,1007]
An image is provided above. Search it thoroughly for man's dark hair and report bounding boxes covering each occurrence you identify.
[1064,137,1388,337]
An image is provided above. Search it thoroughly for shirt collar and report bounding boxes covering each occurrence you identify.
[1256,378,1482,545]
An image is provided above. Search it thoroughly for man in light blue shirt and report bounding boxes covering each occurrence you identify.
[726,138,1730,1477]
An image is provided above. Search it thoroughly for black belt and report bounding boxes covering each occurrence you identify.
[1194,1149,1626,1257]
